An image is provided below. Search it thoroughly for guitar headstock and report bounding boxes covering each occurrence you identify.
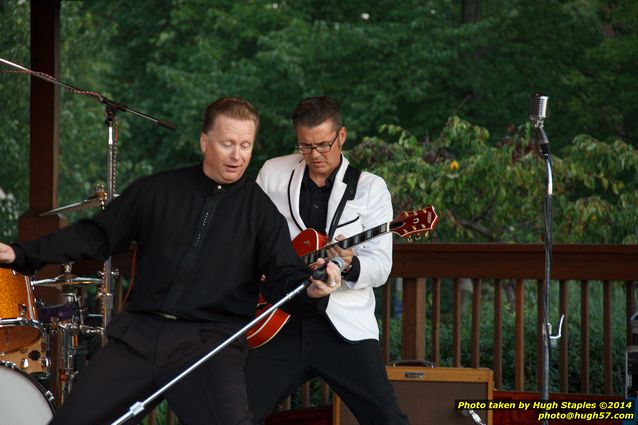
[389,206,439,239]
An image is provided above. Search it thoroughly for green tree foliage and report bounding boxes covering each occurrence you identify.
[348,117,638,243]
[59,2,120,210]
[0,1,29,240]
[566,0,638,146]
[0,0,636,244]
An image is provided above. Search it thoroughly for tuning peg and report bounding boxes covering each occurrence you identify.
[407,236,413,243]
[414,233,422,241]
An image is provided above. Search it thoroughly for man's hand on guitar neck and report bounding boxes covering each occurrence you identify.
[327,234,353,272]
[306,258,341,298]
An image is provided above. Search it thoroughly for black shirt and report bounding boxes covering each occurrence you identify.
[298,162,360,280]
[299,166,338,234]
[9,165,311,324]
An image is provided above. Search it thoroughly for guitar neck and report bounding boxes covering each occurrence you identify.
[301,221,390,265]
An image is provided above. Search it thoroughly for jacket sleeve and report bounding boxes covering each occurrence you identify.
[343,175,393,290]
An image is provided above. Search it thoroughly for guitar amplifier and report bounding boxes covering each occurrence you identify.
[333,366,493,425]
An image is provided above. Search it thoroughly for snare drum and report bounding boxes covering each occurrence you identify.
[0,269,42,354]
[0,361,54,424]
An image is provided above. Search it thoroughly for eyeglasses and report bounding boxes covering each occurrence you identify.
[296,128,342,154]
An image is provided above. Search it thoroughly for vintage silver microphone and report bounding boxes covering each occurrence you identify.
[529,92,549,125]
[529,93,550,152]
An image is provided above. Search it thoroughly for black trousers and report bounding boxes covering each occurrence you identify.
[244,315,409,425]
[49,311,253,425]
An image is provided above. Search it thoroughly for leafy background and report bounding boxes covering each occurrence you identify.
[1,0,636,245]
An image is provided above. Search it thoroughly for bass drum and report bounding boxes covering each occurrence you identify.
[0,361,54,424]
[0,334,50,378]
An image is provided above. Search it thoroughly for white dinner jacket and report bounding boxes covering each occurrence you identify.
[256,153,393,341]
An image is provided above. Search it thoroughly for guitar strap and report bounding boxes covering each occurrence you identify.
[327,165,361,241]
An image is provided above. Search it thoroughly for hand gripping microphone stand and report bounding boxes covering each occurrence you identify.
[111,258,345,425]
[530,93,564,425]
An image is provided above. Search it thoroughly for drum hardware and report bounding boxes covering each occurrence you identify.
[54,318,103,403]
[32,274,102,290]
[79,325,104,336]
[26,260,106,403]
[38,185,113,216]
[1,359,17,369]
[40,279,105,402]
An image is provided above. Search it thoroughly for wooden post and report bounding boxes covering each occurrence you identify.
[18,0,65,407]
[401,277,426,360]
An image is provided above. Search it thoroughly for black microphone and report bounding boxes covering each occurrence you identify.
[529,92,549,126]
[311,257,345,282]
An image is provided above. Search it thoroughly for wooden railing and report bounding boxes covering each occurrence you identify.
[385,243,638,393]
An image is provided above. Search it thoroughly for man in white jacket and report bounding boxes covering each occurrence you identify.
[245,96,409,425]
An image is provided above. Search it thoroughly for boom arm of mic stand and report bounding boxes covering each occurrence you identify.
[0,56,176,131]
[110,280,311,425]
[99,97,177,130]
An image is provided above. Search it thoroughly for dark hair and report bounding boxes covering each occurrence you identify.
[291,96,342,130]
[201,96,260,133]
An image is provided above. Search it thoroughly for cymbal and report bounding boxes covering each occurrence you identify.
[39,187,113,216]
[32,273,102,290]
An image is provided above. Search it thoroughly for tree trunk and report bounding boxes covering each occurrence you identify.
[461,0,482,23]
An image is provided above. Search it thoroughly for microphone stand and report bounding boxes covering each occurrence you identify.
[111,281,311,425]
[533,116,564,425]
[1,56,176,338]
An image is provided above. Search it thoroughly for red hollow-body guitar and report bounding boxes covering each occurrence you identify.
[246,206,439,349]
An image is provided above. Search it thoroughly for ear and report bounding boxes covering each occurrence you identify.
[339,126,347,148]
[199,132,208,154]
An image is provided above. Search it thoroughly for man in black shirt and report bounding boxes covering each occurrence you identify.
[0,96,342,425]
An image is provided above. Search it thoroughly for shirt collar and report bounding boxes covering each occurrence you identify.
[301,156,343,190]
[196,163,246,195]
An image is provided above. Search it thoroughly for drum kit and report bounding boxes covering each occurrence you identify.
[0,188,110,424]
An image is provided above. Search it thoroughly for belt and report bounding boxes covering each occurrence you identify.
[152,311,179,320]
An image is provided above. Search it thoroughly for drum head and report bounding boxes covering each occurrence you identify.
[0,363,54,424]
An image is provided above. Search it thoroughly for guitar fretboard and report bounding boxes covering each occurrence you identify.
[302,222,389,265]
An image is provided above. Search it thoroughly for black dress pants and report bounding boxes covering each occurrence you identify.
[244,315,409,425]
[49,311,253,425]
